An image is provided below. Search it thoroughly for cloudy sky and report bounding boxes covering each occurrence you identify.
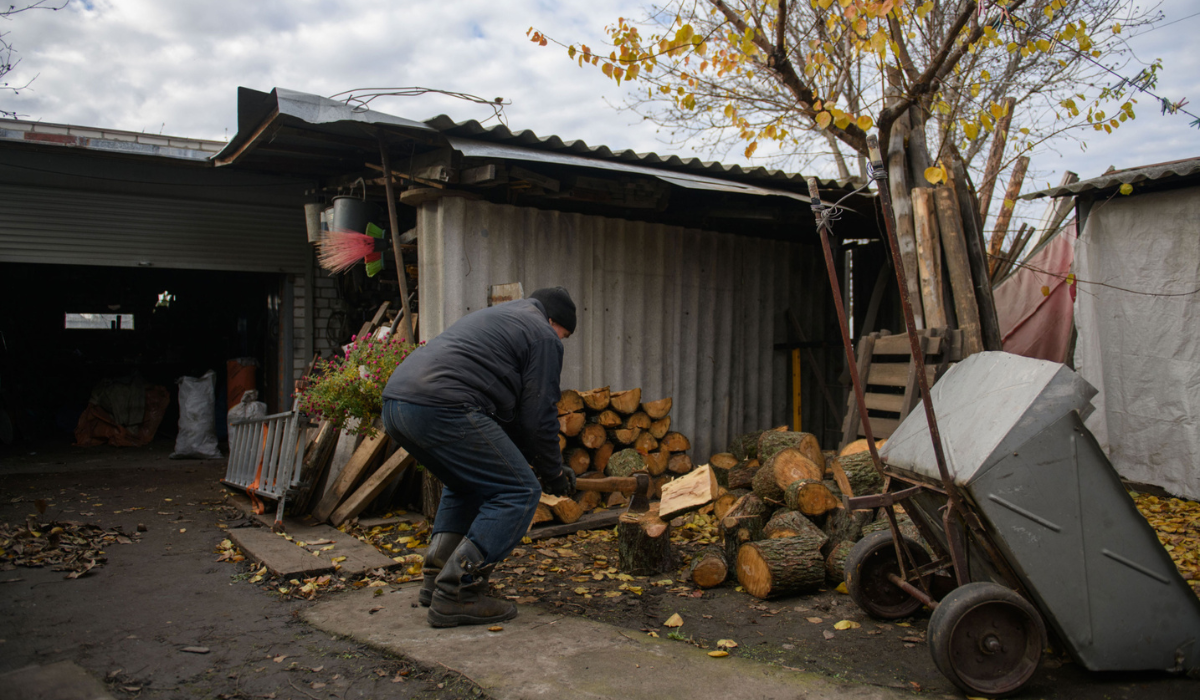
[3,0,1198,219]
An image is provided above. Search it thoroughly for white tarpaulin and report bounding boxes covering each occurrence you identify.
[1073,187,1200,500]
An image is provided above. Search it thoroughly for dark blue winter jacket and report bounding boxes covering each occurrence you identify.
[382,298,565,478]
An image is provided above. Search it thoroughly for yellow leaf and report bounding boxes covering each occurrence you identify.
[834,620,861,630]
[744,140,758,158]
[488,626,504,632]
[1112,23,1121,34]
[708,651,729,657]
[1041,285,1051,297]
[818,0,834,8]
[856,115,873,131]
[807,616,823,623]
[717,639,738,648]
[815,111,832,130]
[331,556,347,564]
[835,582,849,594]
[1066,273,1077,285]
[574,587,588,595]
[963,122,980,140]
[924,166,944,185]
[664,613,684,627]
[647,631,659,637]
[1119,183,1134,195]
[834,114,851,130]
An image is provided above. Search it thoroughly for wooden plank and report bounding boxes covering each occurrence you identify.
[324,423,362,496]
[866,362,910,388]
[886,109,925,329]
[899,334,931,422]
[989,155,1030,270]
[872,333,942,356]
[312,429,389,523]
[840,333,877,449]
[527,508,622,541]
[228,522,397,578]
[329,448,416,527]
[357,300,391,339]
[864,392,906,413]
[858,417,900,439]
[978,96,1016,223]
[912,187,948,330]
[934,187,984,356]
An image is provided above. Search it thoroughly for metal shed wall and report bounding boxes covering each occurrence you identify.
[0,182,308,273]
[417,196,831,460]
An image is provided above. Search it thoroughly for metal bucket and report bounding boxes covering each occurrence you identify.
[331,180,379,233]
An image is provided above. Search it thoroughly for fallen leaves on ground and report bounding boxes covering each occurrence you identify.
[0,516,139,578]
[834,620,861,630]
[1132,492,1200,595]
[663,613,684,627]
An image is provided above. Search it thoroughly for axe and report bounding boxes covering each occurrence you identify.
[574,472,652,513]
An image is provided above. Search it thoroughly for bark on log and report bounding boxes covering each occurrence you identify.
[618,503,673,576]
[540,493,583,524]
[783,479,841,517]
[720,493,769,565]
[831,452,885,497]
[822,506,875,556]
[580,423,607,450]
[838,438,885,457]
[565,448,591,476]
[649,416,671,439]
[667,452,694,475]
[558,412,585,437]
[660,432,691,453]
[591,442,615,472]
[824,540,856,584]
[594,410,623,428]
[580,386,611,412]
[730,431,763,461]
[756,431,825,473]
[689,545,729,588]
[606,448,645,477]
[659,464,720,521]
[736,536,826,599]
[557,389,584,415]
[644,448,669,477]
[863,512,927,552]
[610,388,642,415]
[634,432,659,455]
[751,447,823,503]
[763,509,828,548]
[641,397,673,420]
[726,458,761,492]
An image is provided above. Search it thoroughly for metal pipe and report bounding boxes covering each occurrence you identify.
[887,572,939,609]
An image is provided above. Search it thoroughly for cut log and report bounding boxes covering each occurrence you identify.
[824,540,855,584]
[863,512,928,553]
[726,458,761,492]
[821,506,875,557]
[751,447,823,503]
[838,438,885,457]
[649,416,671,439]
[736,536,825,599]
[756,431,825,473]
[579,423,607,449]
[633,431,659,455]
[557,389,584,415]
[575,489,602,513]
[720,493,769,566]
[606,490,627,509]
[660,432,691,453]
[730,431,763,461]
[830,451,885,497]
[763,509,828,548]
[606,448,644,477]
[712,490,738,520]
[651,475,668,500]
[659,464,720,520]
[580,386,611,412]
[641,397,673,420]
[783,479,841,517]
[531,503,554,526]
[689,545,729,589]
[644,447,669,477]
[667,452,693,475]
[618,503,672,575]
[611,426,641,445]
[565,448,591,476]
[558,412,585,437]
[710,453,740,470]
[624,412,652,431]
[540,493,583,524]
[610,388,642,415]
[591,442,615,472]
[559,434,567,451]
[593,410,623,428]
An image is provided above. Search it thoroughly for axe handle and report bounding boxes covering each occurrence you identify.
[574,476,638,495]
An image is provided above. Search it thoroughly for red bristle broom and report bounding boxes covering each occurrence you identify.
[317,229,378,273]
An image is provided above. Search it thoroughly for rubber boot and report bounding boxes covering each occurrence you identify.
[428,539,517,628]
[418,532,464,607]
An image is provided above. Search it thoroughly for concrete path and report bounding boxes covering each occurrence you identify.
[0,661,115,700]
[304,586,931,700]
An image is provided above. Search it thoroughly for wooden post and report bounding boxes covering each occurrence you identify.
[886,108,925,329]
[911,188,947,329]
[978,96,1017,223]
[947,149,1003,352]
[934,188,984,356]
[378,132,416,345]
[988,155,1030,272]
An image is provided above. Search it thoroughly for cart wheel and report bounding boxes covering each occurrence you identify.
[928,582,1046,697]
[844,530,932,619]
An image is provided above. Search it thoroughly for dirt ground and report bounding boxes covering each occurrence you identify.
[2,438,1198,700]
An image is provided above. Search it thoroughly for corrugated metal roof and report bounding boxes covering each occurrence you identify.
[1024,156,1200,199]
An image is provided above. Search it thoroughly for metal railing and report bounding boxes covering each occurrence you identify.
[223,409,306,527]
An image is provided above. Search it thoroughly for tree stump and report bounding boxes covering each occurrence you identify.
[689,545,728,588]
[783,479,841,517]
[606,448,645,477]
[831,451,885,497]
[736,536,825,599]
[824,540,856,584]
[752,448,823,503]
[757,431,825,473]
[618,503,672,575]
[580,386,611,412]
[763,509,828,548]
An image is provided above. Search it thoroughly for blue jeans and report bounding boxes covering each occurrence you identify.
[382,399,542,565]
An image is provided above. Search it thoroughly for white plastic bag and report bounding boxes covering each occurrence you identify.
[227,389,267,436]
[171,370,222,459]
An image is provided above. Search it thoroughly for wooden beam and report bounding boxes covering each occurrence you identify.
[378,132,416,345]
[329,448,415,527]
[912,187,947,329]
[886,109,925,330]
[947,149,1003,351]
[934,188,984,356]
[312,429,389,523]
[978,97,1016,222]
[989,155,1030,271]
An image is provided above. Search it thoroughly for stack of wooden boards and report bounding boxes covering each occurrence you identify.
[535,386,696,528]
[682,428,922,599]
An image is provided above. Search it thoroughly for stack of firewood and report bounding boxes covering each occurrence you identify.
[682,429,918,599]
[535,386,696,528]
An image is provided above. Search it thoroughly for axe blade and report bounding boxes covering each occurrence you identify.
[626,473,652,513]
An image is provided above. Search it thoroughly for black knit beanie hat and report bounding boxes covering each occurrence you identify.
[530,286,577,334]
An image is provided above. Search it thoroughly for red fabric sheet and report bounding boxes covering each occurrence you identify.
[993,223,1076,363]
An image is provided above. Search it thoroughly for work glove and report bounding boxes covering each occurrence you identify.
[544,466,576,497]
